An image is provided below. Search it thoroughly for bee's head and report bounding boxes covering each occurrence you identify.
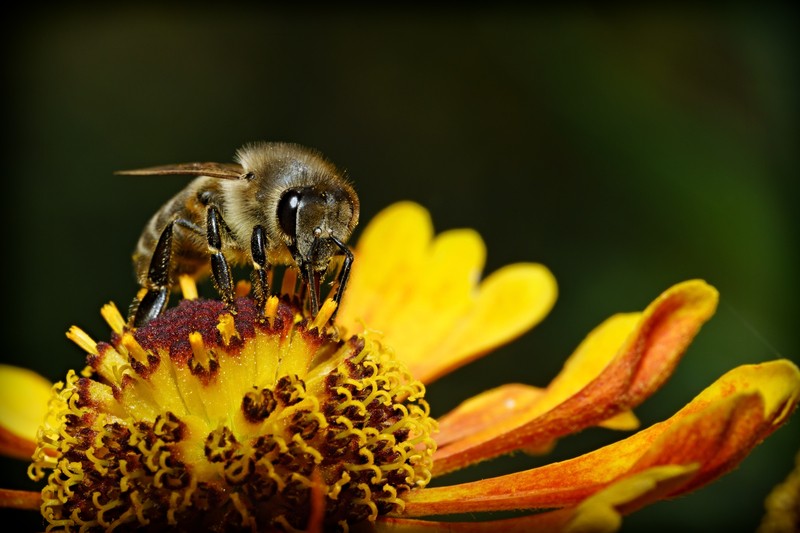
[277,185,358,269]
[233,141,359,268]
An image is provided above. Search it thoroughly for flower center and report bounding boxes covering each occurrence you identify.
[29,295,436,532]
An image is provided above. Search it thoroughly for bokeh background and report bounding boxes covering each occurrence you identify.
[2,5,797,532]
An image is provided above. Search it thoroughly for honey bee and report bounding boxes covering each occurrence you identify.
[118,142,360,327]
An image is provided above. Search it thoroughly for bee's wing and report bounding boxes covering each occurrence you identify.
[115,162,245,180]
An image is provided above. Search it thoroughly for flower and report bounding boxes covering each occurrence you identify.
[0,201,798,532]
[759,449,800,532]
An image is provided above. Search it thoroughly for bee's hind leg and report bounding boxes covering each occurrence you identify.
[130,222,175,328]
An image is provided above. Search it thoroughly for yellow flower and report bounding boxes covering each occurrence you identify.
[0,201,798,532]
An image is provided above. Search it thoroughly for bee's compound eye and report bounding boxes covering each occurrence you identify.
[277,189,302,241]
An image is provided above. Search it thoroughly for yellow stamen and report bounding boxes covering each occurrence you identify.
[216,314,240,346]
[264,295,280,323]
[310,299,338,331]
[188,332,211,369]
[178,274,198,300]
[100,302,126,335]
[120,333,150,366]
[66,326,98,356]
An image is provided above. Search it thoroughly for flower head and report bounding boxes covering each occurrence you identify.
[1,201,798,532]
[29,295,435,532]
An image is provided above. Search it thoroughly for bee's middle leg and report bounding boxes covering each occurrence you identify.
[206,206,235,311]
[250,225,270,313]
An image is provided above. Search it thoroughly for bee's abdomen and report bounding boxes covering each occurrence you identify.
[133,187,210,286]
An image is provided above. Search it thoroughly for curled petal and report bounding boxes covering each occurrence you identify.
[403,359,800,516]
[378,466,696,533]
[436,313,643,449]
[0,364,51,460]
[338,201,556,384]
[433,280,718,475]
[436,382,639,452]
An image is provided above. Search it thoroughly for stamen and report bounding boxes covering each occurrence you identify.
[178,274,198,300]
[120,333,150,365]
[310,299,338,331]
[264,295,280,323]
[66,326,98,355]
[188,332,211,369]
[216,314,240,346]
[100,302,126,335]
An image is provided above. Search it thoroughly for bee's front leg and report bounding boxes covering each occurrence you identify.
[207,206,236,312]
[330,236,354,319]
[130,222,175,327]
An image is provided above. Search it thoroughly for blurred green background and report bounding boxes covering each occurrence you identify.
[2,6,797,532]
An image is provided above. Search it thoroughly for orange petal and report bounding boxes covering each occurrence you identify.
[632,359,800,495]
[0,364,51,460]
[337,202,557,384]
[436,384,546,448]
[533,313,641,418]
[377,466,696,533]
[0,488,41,510]
[433,280,718,475]
[403,359,799,517]
[436,383,639,453]
[435,313,643,449]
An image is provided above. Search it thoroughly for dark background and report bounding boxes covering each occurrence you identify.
[2,6,797,532]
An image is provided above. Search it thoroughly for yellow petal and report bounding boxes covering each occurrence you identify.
[404,359,799,516]
[597,410,639,431]
[433,280,718,475]
[565,465,698,533]
[337,201,433,331]
[370,228,487,369]
[416,263,556,383]
[0,364,51,460]
[338,201,557,384]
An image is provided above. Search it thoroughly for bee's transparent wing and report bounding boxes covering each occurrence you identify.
[115,162,245,180]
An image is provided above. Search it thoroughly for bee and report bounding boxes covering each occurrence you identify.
[118,142,360,327]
